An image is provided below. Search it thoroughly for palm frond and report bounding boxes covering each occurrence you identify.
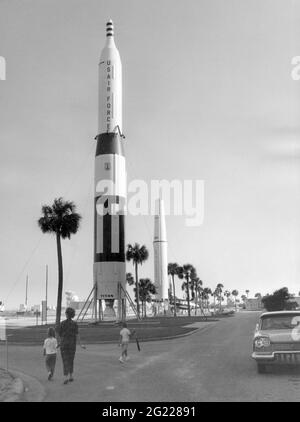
[38,197,82,239]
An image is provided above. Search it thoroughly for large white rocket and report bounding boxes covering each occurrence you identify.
[153,198,169,310]
[94,20,126,313]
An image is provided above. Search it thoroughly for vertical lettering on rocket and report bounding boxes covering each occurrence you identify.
[0,56,6,81]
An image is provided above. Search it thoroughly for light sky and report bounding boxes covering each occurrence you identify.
[0,0,299,309]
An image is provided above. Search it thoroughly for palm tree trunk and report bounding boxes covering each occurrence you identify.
[55,232,63,330]
[186,277,191,317]
[172,275,177,317]
[195,283,198,316]
[135,263,140,318]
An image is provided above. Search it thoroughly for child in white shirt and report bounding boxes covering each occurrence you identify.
[43,327,58,380]
[119,322,135,363]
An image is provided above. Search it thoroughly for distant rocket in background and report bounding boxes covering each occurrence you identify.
[153,198,169,310]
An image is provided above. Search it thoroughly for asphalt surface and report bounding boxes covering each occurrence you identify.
[4,311,300,402]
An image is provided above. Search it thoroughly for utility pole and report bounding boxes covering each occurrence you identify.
[25,275,28,309]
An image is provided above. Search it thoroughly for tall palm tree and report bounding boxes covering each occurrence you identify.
[215,283,224,311]
[178,264,196,317]
[197,284,205,314]
[190,276,199,301]
[135,278,157,318]
[232,290,239,310]
[224,290,231,306]
[246,290,250,298]
[212,290,217,313]
[168,263,180,317]
[38,198,81,329]
[202,287,212,313]
[192,277,203,315]
[126,243,149,318]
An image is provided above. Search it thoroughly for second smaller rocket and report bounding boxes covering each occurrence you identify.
[153,198,168,309]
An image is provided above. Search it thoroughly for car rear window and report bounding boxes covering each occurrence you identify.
[261,314,300,330]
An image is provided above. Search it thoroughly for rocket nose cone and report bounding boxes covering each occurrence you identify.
[106,19,114,37]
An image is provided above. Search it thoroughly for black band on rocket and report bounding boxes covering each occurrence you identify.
[94,199,125,262]
[95,133,125,157]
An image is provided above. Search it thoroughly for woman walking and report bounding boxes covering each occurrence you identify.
[58,307,85,384]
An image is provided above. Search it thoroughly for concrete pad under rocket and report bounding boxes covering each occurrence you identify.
[153,198,169,305]
[94,20,126,301]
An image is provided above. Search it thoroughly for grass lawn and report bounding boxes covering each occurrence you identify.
[6,315,222,345]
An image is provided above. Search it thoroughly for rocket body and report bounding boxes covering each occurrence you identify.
[98,21,122,134]
[94,21,126,301]
[153,199,169,305]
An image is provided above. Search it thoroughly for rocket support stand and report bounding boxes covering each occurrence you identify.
[93,282,98,323]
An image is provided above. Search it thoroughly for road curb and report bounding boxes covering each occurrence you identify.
[9,370,46,402]
[2,375,24,402]
[138,321,218,343]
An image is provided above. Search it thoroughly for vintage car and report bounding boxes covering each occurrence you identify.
[252,311,300,373]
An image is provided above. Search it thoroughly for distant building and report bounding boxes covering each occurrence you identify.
[65,291,80,307]
[245,297,263,311]
[19,304,27,312]
[227,299,236,308]
[70,301,91,311]
[32,304,41,312]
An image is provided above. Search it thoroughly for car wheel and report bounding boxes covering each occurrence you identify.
[257,364,267,374]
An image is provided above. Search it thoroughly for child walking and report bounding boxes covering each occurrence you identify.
[119,322,135,363]
[43,327,58,380]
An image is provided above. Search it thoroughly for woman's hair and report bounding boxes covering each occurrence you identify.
[65,307,75,319]
[47,327,56,338]
[122,322,127,328]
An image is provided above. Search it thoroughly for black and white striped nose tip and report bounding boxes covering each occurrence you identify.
[106,20,114,37]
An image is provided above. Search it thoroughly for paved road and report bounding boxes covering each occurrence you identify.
[4,312,300,402]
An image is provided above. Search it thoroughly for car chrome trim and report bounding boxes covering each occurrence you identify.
[252,351,300,360]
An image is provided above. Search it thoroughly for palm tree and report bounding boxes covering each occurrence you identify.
[126,272,134,286]
[202,287,212,313]
[215,283,224,311]
[192,277,203,315]
[231,290,239,310]
[212,290,217,313]
[135,278,157,318]
[224,290,231,306]
[38,198,81,329]
[126,243,149,318]
[178,264,196,317]
[246,290,250,298]
[168,263,180,317]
